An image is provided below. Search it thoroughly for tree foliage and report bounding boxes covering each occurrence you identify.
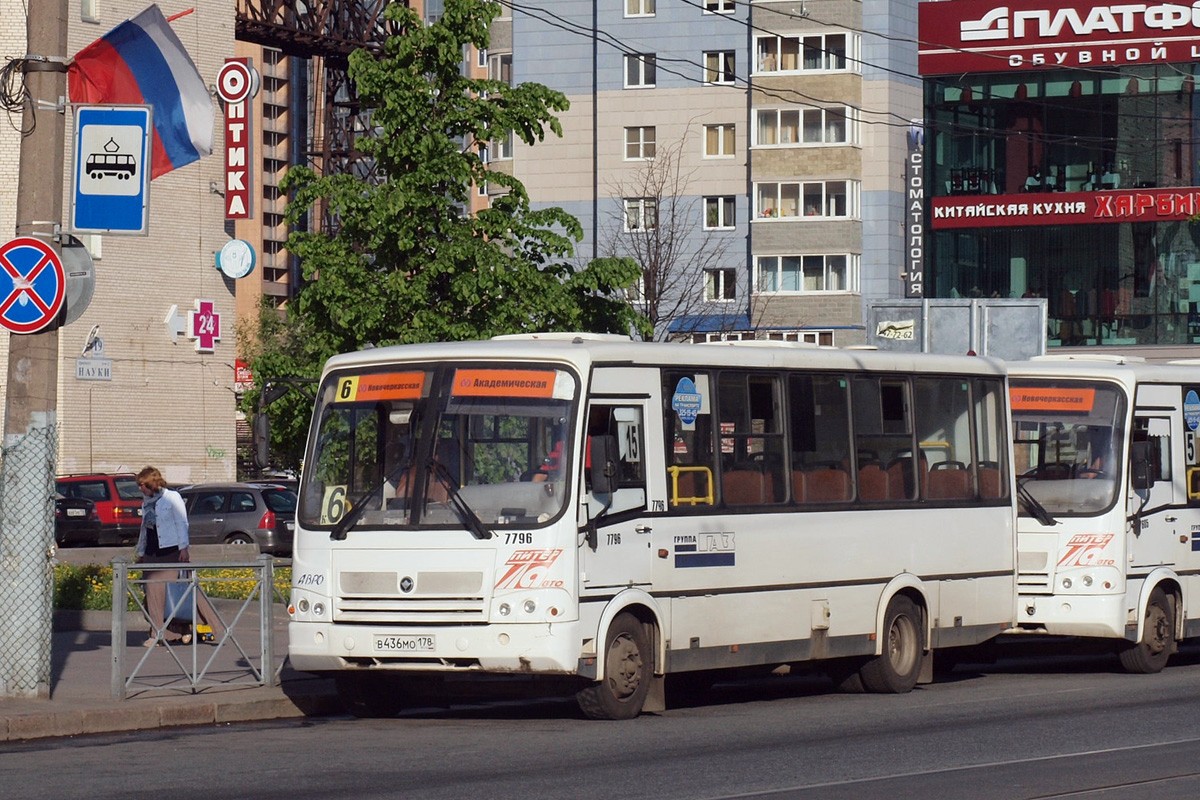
[243,0,646,471]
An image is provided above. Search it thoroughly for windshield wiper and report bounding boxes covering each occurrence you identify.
[1016,479,1057,526]
[330,458,412,541]
[428,459,492,540]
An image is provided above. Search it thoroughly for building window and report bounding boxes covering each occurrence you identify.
[704,0,735,13]
[705,268,737,301]
[755,181,856,219]
[704,123,735,158]
[488,53,512,86]
[626,274,646,303]
[626,0,655,16]
[624,198,658,231]
[704,195,736,229]
[756,33,854,73]
[693,331,755,343]
[755,107,855,146]
[756,254,857,293]
[625,54,657,88]
[767,330,835,346]
[477,47,488,69]
[703,51,736,85]
[625,126,657,160]
[492,131,514,160]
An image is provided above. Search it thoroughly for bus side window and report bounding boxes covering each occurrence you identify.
[665,372,716,508]
[586,404,646,515]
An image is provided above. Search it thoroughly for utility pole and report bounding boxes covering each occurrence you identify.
[0,0,68,698]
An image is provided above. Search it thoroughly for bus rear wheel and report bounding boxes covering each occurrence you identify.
[576,612,652,720]
[858,595,923,693]
[1118,587,1174,674]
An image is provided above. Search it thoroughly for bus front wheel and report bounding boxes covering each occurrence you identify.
[1118,586,1174,674]
[858,595,923,693]
[576,612,652,720]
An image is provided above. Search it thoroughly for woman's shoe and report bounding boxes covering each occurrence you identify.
[180,633,193,645]
[142,637,159,648]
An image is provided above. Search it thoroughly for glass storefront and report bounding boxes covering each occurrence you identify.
[924,65,1200,347]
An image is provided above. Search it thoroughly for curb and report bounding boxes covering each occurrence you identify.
[0,681,346,743]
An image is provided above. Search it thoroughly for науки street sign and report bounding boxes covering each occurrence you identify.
[70,105,152,235]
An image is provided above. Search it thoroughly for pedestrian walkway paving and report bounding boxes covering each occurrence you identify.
[0,608,345,742]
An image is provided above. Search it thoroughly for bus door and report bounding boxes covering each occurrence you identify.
[579,400,653,590]
[1129,412,1178,569]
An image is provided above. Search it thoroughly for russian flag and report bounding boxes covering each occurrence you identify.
[67,5,213,180]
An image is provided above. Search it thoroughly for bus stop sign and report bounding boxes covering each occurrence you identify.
[70,105,152,235]
[0,237,66,334]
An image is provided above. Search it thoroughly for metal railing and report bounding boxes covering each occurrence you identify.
[110,555,283,700]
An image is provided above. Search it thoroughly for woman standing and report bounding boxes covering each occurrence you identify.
[135,466,192,646]
[134,466,227,649]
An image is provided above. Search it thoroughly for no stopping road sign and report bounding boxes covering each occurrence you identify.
[0,237,65,334]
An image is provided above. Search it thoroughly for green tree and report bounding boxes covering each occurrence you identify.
[245,0,646,471]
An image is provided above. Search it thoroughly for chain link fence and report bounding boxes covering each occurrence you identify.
[0,425,56,697]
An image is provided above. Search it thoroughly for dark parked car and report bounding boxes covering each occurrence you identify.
[178,482,296,556]
[55,495,102,547]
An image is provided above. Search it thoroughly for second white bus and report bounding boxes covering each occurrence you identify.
[1008,354,1200,672]
[288,335,1016,718]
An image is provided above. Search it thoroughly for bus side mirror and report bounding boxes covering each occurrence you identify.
[588,435,619,495]
[1130,440,1153,491]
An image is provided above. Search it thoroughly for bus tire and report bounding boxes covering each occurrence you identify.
[335,673,405,718]
[576,612,652,720]
[858,595,923,693]
[1118,586,1174,675]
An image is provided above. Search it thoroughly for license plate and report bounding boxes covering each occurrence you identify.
[66,508,85,517]
[373,634,435,653]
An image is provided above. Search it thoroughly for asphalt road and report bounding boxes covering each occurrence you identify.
[7,640,1200,800]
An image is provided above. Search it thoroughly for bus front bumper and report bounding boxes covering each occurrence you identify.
[1011,592,1126,639]
[288,620,585,675]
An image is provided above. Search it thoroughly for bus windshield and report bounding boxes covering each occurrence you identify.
[1010,379,1126,516]
[299,363,579,531]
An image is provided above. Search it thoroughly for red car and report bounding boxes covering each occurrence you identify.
[55,474,143,546]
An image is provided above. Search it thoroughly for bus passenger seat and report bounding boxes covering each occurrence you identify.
[977,464,1002,498]
[805,466,851,502]
[857,463,890,501]
[927,462,970,500]
[722,470,775,505]
[791,470,807,503]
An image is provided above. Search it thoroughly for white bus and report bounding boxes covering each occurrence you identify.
[288,334,1016,718]
[1008,354,1200,672]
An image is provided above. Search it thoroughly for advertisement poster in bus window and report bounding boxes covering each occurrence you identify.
[1184,389,1200,432]
[672,377,702,426]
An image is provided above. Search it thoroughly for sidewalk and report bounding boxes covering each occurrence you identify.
[1,551,347,742]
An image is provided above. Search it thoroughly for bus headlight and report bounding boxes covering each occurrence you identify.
[1062,577,1073,589]
[498,603,512,616]
[522,599,538,615]
[1082,574,1093,587]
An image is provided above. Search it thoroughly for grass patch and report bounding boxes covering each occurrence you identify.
[53,563,292,611]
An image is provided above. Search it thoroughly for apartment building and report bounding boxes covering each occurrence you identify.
[490,0,921,345]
